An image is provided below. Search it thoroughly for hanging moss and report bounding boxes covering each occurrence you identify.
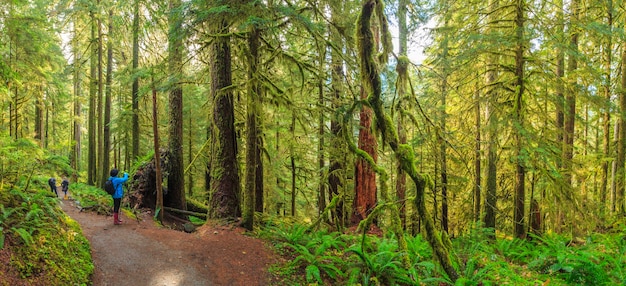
[355,0,460,282]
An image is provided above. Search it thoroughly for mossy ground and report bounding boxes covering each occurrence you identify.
[0,180,93,285]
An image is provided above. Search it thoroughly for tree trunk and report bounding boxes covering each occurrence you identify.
[601,1,613,215]
[317,35,326,218]
[208,18,240,219]
[563,0,578,234]
[483,0,499,236]
[290,113,297,217]
[353,85,378,224]
[243,25,261,230]
[71,23,82,182]
[395,0,408,229]
[328,1,345,227]
[439,3,451,233]
[357,0,458,280]
[97,1,104,187]
[168,0,186,211]
[34,88,44,146]
[513,0,526,239]
[132,0,140,163]
[88,9,97,186]
[474,84,481,222]
[102,10,113,184]
[617,29,626,214]
[152,83,164,222]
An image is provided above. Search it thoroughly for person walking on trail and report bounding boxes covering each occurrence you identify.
[48,177,58,197]
[108,169,129,225]
[61,177,69,200]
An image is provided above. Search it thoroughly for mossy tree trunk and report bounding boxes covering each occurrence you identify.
[328,0,346,227]
[102,10,113,184]
[395,0,408,229]
[87,8,97,186]
[131,0,140,161]
[243,24,262,230]
[513,0,526,239]
[483,0,499,237]
[600,0,613,216]
[356,0,458,281]
[208,18,240,219]
[168,0,186,211]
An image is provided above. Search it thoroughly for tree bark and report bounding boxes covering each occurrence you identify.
[168,0,186,211]
[483,0,499,236]
[513,0,526,239]
[88,9,97,186]
[601,1,613,215]
[474,84,481,222]
[328,1,345,226]
[353,85,378,224]
[102,10,113,185]
[243,25,261,230]
[208,18,240,219]
[132,0,140,162]
[395,0,408,229]
[152,83,164,222]
[617,26,626,214]
[357,0,458,280]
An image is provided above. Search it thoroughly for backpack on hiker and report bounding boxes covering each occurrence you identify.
[104,179,116,196]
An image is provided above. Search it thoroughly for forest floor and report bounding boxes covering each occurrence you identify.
[60,192,280,286]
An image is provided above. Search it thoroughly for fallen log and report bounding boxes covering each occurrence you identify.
[163,206,207,218]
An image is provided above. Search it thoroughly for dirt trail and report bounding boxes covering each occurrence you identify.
[60,195,276,286]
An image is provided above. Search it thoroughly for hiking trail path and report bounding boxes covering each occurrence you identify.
[60,193,277,286]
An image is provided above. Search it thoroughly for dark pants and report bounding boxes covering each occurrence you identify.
[113,198,121,213]
[50,185,58,196]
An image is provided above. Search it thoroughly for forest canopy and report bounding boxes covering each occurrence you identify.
[2,0,626,283]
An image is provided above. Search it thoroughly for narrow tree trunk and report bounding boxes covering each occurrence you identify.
[97,2,104,187]
[152,83,164,222]
[474,85,481,222]
[71,24,82,182]
[243,25,261,230]
[483,0,499,236]
[563,0,579,234]
[168,0,186,211]
[34,88,44,145]
[88,10,97,186]
[554,0,565,233]
[328,1,345,226]
[317,41,327,217]
[439,6,451,232]
[132,0,140,160]
[513,0,527,239]
[102,10,113,184]
[601,1,613,215]
[395,0,408,227]
[617,32,626,214]
[290,112,297,217]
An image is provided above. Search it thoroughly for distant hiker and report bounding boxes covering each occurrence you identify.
[48,177,58,196]
[61,177,69,200]
[109,169,129,225]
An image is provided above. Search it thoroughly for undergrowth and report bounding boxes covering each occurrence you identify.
[261,220,626,285]
[0,186,93,285]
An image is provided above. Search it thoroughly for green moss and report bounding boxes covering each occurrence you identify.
[3,188,93,285]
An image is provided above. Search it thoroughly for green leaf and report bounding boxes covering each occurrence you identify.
[305,264,321,284]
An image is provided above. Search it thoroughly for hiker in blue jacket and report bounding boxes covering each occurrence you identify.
[109,169,129,225]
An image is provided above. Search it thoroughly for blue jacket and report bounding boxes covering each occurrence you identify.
[109,173,129,199]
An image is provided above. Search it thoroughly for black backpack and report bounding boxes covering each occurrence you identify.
[104,179,115,196]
